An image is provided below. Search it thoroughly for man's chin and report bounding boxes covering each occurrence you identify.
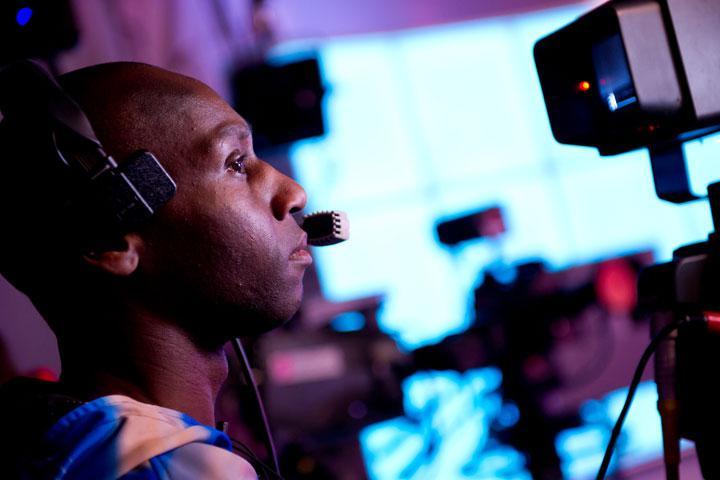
[182,292,303,346]
[220,300,302,337]
[234,313,293,337]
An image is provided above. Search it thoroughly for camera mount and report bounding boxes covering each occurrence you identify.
[638,180,720,478]
[534,0,720,477]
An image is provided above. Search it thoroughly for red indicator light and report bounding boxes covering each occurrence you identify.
[578,81,591,92]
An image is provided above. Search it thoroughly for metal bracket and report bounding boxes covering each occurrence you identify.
[649,142,701,204]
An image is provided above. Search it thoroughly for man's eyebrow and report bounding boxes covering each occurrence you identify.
[214,122,252,141]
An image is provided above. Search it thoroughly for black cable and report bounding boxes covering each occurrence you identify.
[595,319,683,480]
[231,337,282,478]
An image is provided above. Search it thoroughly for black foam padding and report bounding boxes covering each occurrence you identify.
[302,213,335,239]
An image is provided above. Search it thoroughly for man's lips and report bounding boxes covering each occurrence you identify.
[290,234,312,264]
[289,248,312,263]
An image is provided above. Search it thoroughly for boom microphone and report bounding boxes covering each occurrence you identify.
[300,211,349,246]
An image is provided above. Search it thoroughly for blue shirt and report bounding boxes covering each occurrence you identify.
[34,395,258,480]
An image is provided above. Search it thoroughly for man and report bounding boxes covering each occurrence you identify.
[0,62,312,479]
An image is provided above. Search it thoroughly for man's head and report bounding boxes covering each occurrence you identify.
[0,62,311,344]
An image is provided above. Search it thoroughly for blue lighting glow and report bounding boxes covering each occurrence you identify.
[288,5,718,350]
[556,425,610,479]
[495,402,521,429]
[16,7,33,27]
[330,311,366,332]
[360,368,531,480]
[556,381,694,478]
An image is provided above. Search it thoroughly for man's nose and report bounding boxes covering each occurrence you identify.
[270,169,307,221]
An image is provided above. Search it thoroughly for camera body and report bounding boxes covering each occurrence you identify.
[534,0,720,157]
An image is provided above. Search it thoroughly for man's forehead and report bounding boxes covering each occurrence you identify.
[184,92,251,139]
[199,119,253,158]
[58,62,253,170]
[176,92,253,157]
[213,121,252,141]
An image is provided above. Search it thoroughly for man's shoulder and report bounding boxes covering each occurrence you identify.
[136,442,257,480]
[46,393,256,478]
[0,379,257,479]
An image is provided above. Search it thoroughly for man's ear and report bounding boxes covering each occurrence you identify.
[82,233,143,276]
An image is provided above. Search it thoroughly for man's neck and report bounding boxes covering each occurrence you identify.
[58,309,229,427]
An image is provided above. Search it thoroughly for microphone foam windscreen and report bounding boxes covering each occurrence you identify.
[302,211,349,246]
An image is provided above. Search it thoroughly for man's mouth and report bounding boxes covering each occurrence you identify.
[290,234,313,265]
[289,248,312,264]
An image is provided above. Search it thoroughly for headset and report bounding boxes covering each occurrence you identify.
[0,60,348,480]
[0,61,176,237]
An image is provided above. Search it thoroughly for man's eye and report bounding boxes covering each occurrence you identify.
[227,154,247,174]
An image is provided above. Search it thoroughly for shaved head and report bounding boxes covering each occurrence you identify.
[59,62,216,178]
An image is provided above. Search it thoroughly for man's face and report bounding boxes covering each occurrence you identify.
[134,86,311,338]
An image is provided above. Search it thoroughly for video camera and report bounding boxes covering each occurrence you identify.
[535,0,720,478]
[535,0,720,203]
